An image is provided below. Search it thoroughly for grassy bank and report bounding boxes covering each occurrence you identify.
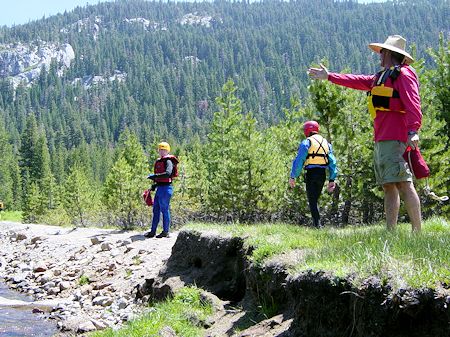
[90,286,212,337]
[90,217,449,336]
[186,217,450,289]
[0,211,22,222]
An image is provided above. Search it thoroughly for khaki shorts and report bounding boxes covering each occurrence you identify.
[373,141,412,185]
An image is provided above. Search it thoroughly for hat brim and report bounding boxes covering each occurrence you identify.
[369,43,414,64]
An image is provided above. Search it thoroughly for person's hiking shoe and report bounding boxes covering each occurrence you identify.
[156,231,169,238]
[145,231,156,238]
[313,219,323,229]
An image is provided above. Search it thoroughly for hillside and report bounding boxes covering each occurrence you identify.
[0,0,449,224]
[0,0,447,144]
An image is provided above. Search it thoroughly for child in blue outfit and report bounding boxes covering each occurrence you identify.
[289,121,338,228]
[145,142,176,238]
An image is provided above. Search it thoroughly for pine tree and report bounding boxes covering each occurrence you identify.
[64,166,93,226]
[102,130,147,228]
[0,121,18,209]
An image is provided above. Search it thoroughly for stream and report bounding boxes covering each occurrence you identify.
[0,282,57,337]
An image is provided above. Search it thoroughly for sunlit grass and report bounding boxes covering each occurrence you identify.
[90,286,212,337]
[0,211,22,222]
[186,217,450,289]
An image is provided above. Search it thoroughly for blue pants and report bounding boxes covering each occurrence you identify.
[151,185,173,233]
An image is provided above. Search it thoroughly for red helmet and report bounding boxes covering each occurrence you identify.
[303,121,320,137]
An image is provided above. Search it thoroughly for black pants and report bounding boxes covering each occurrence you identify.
[305,168,326,227]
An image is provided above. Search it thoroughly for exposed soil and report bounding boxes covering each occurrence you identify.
[145,229,450,337]
[1,222,449,337]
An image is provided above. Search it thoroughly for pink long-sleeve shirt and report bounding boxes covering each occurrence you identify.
[328,65,422,143]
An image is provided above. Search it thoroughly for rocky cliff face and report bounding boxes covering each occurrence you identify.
[0,42,75,88]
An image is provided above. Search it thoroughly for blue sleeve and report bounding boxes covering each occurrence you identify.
[327,143,338,181]
[290,139,310,178]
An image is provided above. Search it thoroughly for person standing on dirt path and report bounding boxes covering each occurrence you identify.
[145,142,178,238]
[308,35,422,232]
[289,121,337,228]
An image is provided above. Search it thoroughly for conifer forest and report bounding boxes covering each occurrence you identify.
[0,0,448,227]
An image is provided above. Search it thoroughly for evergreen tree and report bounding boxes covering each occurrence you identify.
[64,166,93,226]
[0,121,19,209]
[102,130,147,228]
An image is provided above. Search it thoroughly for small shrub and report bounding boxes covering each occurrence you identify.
[79,275,90,286]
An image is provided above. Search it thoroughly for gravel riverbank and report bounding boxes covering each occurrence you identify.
[0,221,177,334]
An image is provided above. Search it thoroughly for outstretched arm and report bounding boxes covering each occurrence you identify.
[309,63,375,91]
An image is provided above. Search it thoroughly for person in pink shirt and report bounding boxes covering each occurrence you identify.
[308,35,422,232]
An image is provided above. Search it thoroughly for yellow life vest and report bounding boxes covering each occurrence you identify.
[305,134,329,166]
[367,66,405,119]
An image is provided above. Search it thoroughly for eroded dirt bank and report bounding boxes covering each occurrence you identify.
[143,230,450,337]
[1,222,449,336]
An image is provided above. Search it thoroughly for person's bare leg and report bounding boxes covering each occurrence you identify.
[397,181,421,232]
[383,183,400,230]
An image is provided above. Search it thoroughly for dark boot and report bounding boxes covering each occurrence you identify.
[145,231,156,238]
[313,218,323,229]
[156,231,169,238]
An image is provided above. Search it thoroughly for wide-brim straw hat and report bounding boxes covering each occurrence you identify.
[369,35,414,64]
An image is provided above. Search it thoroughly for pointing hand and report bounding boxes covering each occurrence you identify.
[308,63,329,80]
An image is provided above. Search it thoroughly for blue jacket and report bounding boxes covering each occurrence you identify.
[290,137,338,181]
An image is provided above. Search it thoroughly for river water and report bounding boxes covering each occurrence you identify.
[0,283,57,337]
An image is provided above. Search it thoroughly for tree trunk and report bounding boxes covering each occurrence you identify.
[341,176,352,224]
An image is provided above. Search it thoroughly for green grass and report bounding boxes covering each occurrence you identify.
[186,217,450,289]
[0,211,22,222]
[79,275,91,286]
[90,286,213,337]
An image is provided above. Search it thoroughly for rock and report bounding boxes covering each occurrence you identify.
[117,297,128,309]
[43,281,56,291]
[236,314,293,337]
[16,233,27,241]
[47,287,60,295]
[0,221,178,334]
[119,239,132,246]
[93,282,112,290]
[30,236,45,244]
[77,320,97,333]
[91,319,108,330]
[0,41,75,88]
[59,281,71,291]
[12,275,26,283]
[76,246,87,254]
[33,261,47,272]
[101,242,112,251]
[93,296,113,307]
[159,326,177,337]
[73,289,82,301]
[91,237,103,245]
[53,269,63,276]
[0,257,6,270]
[38,272,52,284]
[18,263,31,271]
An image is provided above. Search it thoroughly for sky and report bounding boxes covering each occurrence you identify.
[0,0,106,27]
[0,0,388,27]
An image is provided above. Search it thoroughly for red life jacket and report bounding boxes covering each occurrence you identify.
[153,155,179,183]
